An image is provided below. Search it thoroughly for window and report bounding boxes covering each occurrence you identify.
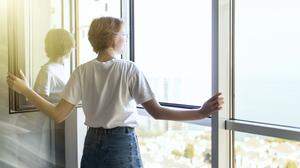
[134,0,212,106]
[235,0,300,128]
[134,1,213,167]
[73,0,300,167]
[8,0,68,113]
[77,0,123,65]
[235,132,300,167]
[77,0,121,65]
[137,114,211,167]
[229,0,300,167]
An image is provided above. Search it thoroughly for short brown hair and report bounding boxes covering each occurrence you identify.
[45,29,75,58]
[88,17,123,53]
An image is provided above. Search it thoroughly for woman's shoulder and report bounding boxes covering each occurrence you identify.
[70,59,96,76]
[116,61,148,79]
[40,62,65,75]
[38,63,52,75]
[72,58,139,75]
[113,58,141,67]
[114,59,135,66]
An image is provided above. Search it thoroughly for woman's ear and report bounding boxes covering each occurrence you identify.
[111,36,118,50]
[106,47,115,53]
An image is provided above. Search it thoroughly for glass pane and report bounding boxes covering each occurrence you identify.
[78,0,122,65]
[25,0,67,166]
[235,0,300,127]
[137,114,211,167]
[31,0,70,97]
[24,0,67,166]
[135,0,212,105]
[2,0,69,167]
[235,132,300,167]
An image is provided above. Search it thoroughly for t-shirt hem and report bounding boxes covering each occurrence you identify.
[61,95,78,105]
[136,94,155,105]
[84,122,138,129]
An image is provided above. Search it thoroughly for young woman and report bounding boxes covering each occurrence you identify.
[7,17,224,168]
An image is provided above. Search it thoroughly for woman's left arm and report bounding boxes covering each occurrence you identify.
[142,93,224,121]
[7,71,75,123]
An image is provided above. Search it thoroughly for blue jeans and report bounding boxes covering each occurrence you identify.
[80,126,143,168]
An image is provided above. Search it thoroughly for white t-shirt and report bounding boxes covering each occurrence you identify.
[34,61,69,103]
[33,61,69,147]
[61,58,155,128]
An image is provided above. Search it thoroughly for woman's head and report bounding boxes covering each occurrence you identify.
[88,17,126,54]
[45,29,75,59]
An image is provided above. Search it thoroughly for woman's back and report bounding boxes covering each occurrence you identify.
[34,61,68,103]
[61,58,155,128]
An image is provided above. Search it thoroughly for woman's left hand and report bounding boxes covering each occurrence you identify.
[199,93,224,117]
[7,70,30,94]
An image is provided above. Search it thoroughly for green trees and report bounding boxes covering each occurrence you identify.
[285,160,298,168]
[184,143,195,163]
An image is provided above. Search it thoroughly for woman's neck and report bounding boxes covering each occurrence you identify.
[49,57,65,65]
[97,48,116,62]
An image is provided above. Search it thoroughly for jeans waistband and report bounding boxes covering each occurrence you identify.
[88,126,134,134]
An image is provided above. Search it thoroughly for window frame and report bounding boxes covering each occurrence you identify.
[225,0,300,141]
[225,0,300,142]
[8,0,70,114]
[226,119,300,142]
[211,0,234,167]
[220,0,300,167]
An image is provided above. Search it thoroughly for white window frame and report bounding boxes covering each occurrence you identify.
[212,0,234,167]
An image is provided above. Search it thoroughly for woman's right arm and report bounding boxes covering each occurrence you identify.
[23,88,75,123]
[7,71,75,123]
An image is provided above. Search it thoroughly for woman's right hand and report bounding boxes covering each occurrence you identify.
[199,93,224,117]
[7,70,30,95]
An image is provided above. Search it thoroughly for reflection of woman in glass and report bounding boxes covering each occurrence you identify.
[7,17,223,167]
[33,28,74,166]
[34,29,75,103]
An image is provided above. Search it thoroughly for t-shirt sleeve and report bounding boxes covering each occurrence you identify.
[129,64,155,105]
[33,67,51,96]
[61,68,82,105]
